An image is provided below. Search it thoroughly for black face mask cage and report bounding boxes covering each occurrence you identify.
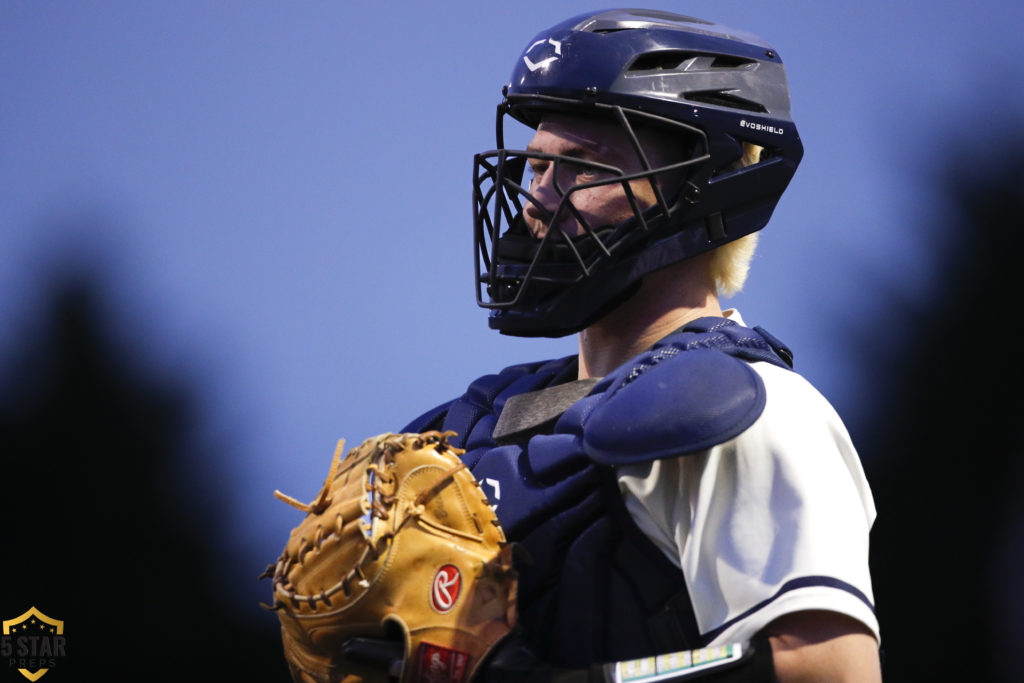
[473,97,711,311]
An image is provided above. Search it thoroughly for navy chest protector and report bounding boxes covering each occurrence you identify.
[403,318,792,666]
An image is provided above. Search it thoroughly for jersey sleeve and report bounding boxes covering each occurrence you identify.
[617,361,879,646]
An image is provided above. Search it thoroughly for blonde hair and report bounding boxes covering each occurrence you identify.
[708,143,764,296]
[709,232,758,297]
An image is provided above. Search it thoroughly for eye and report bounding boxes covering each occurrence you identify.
[570,161,611,184]
[525,161,547,187]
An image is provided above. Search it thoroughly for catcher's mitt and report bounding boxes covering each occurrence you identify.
[263,431,517,683]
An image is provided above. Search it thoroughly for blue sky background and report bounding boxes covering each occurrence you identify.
[2,1,1022,610]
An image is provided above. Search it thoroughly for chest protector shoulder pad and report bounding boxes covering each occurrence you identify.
[581,317,791,464]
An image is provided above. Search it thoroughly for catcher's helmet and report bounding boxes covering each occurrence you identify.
[473,9,803,337]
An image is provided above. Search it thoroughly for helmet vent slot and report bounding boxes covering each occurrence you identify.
[682,90,767,113]
[628,51,756,73]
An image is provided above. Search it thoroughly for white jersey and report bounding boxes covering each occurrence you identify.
[617,313,879,646]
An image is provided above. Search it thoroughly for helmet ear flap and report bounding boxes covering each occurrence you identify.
[703,134,744,180]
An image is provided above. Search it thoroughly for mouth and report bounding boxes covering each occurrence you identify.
[525,210,584,240]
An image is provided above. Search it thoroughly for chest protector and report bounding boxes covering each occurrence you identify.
[403,318,792,666]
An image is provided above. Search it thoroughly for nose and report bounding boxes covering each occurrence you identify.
[523,167,559,236]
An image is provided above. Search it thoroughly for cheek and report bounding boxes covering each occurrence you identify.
[575,185,646,225]
[628,179,660,209]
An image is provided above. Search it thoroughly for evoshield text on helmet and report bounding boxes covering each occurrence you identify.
[473,9,803,337]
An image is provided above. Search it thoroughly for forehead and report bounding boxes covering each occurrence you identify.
[527,114,635,160]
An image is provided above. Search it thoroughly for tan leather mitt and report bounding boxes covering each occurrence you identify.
[264,431,517,683]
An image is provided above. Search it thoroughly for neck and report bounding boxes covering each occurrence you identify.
[577,256,722,379]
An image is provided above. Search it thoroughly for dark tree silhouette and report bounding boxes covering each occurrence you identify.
[0,270,288,681]
[860,135,1024,681]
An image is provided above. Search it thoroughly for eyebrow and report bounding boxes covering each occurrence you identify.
[526,144,594,160]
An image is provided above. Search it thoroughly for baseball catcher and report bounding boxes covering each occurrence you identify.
[263,432,517,683]
[269,7,883,682]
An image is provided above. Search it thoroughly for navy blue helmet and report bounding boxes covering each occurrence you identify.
[473,9,803,337]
